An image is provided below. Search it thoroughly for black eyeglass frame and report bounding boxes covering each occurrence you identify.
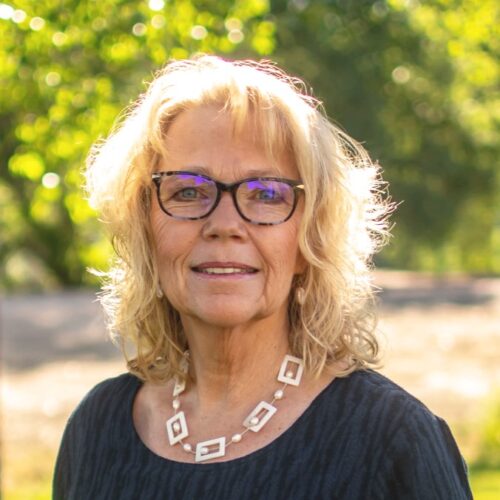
[151,171,305,226]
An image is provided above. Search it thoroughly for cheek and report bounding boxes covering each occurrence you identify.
[150,207,197,280]
[288,217,305,274]
[267,224,302,277]
[286,232,305,276]
[150,207,186,272]
[150,210,170,256]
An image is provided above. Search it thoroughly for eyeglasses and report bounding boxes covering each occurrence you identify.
[151,171,304,225]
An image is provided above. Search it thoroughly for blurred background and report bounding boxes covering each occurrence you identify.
[0,0,499,498]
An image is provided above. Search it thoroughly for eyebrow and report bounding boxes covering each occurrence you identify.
[183,166,285,178]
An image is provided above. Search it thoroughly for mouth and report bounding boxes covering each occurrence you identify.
[191,263,259,275]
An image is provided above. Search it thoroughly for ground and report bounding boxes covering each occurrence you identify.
[2,270,500,497]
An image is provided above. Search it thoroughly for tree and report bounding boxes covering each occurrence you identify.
[271,0,499,272]
[1,0,498,290]
[0,0,274,289]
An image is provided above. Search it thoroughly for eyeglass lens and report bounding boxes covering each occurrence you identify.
[157,173,296,224]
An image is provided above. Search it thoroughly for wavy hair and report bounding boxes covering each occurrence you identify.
[86,55,392,383]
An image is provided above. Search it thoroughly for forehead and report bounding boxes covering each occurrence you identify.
[159,105,298,180]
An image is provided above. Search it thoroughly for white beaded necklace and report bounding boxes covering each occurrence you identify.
[165,353,304,462]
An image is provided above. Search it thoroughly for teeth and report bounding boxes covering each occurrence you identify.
[199,267,252,274]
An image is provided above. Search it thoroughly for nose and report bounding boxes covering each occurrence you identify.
[201,191,247,240]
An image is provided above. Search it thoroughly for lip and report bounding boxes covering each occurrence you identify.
[191,261,259,277]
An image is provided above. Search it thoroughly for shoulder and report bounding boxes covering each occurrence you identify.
[331,369,434,418]
[53,373,142,498]
[351,370,458,435]
[79,372,140,403]
[308,369,446,452]
[333,369,458,447]
[338,368,419,398]
[65,372,141,431]
[56,374,141,458]
[335,370,472,498]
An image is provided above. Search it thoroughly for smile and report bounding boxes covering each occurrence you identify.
[191,265,258,275]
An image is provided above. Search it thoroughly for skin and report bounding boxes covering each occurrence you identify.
[133,106,335,462]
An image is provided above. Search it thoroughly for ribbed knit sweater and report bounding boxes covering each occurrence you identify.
[53,370,472,499]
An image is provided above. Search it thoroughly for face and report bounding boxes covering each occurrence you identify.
[150,105,305,331]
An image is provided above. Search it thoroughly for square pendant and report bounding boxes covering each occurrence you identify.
[277,354,304,386]
[195,437,226,462]
[165,411,189,445]
[243,401,277,432]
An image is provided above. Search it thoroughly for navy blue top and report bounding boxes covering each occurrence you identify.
[53,370,472,499]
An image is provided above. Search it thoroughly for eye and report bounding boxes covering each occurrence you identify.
[173,187,200,200]
[256,188,283,202]
[239,180,293,209]
[171,185,214,202]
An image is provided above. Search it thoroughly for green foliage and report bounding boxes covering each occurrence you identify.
[271,0,500,272]
[469,469,500,500]
[1,0,499,289]
[472,393,500,469]
[0,0,273,289]
[465,391,500,499]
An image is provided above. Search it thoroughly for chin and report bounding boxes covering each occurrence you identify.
[197,299,270,326]
[195,308,260,329]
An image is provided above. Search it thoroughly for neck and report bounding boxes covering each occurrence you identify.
[181,316,290,411]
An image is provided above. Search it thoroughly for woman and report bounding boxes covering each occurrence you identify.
[54,56,472,499]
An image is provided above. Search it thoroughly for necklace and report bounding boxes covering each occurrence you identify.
[165,353,304,462]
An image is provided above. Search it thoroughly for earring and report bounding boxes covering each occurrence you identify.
[295,286,305,305]
[156,283,164,298]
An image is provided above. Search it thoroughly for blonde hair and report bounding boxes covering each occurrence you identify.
[86,55,391,383]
